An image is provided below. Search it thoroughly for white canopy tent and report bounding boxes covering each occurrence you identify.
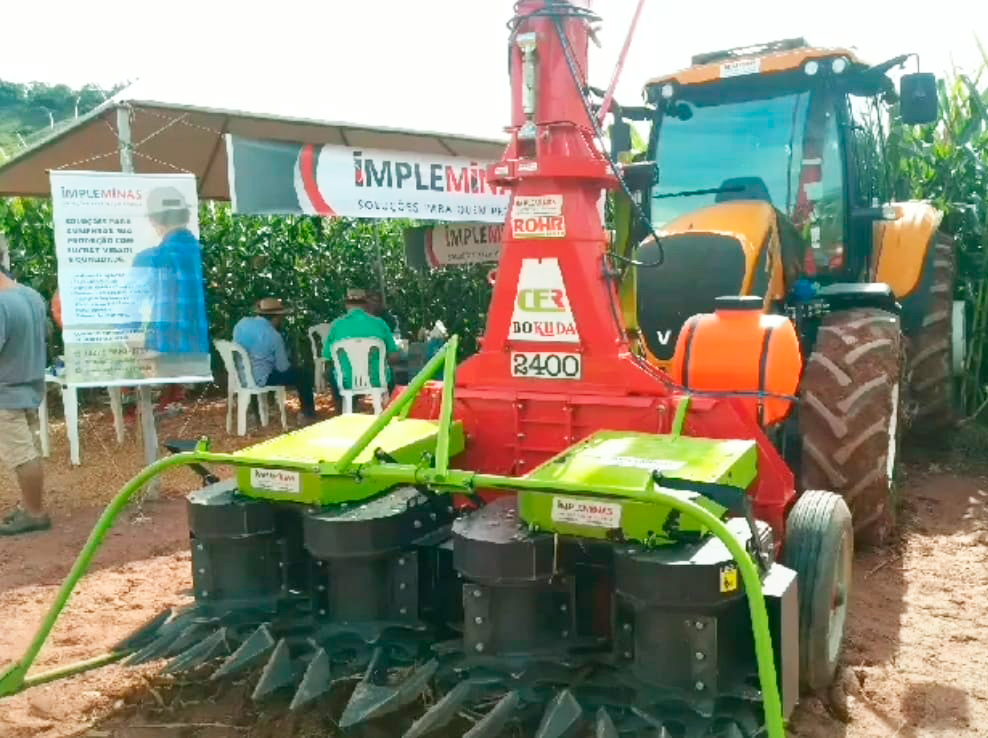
[0,71,508,199]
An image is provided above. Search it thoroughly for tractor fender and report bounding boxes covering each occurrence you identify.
[872,201,944,334]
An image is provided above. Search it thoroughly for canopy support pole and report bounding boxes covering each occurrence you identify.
[117,103,161,499]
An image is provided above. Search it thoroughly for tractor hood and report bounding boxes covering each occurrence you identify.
[635,201,783,365]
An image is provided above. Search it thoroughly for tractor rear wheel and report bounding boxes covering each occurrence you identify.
[907,232,957,433]
[798,308,904,546]
[783,489,853,693]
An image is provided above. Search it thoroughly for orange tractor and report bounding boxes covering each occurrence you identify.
[611,38,951,545]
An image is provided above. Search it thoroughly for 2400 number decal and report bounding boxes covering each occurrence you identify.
[511,351,582,380]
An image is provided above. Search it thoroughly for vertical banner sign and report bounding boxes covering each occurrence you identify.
[50,171,212,386]
[226,135,510,222]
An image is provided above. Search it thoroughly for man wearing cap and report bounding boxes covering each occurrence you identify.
[323,288,401,410]
[234,297,318,424]
[127,186,210,390]
[0,266,51,536]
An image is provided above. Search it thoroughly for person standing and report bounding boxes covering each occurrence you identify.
[233,297,318,425]
[0,268,50,536]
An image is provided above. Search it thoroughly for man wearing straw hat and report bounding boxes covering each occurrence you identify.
[233,297,318,425]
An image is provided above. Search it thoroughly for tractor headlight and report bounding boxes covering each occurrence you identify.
[832,57,848,74]
[804,60,819,76]
[660,83,675,100]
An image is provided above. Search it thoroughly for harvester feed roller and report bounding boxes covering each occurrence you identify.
[0,339,794,737]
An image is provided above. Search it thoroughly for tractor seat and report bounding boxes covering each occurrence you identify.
[715,177,773,205]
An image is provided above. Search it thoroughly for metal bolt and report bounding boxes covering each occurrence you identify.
[414,520,423,529]
[695,651,705,661]
[201,590,209,597]
[475,642,485,653]
[694,620,705,630]
[623,651,632,659]
[561,630,569,638]
[430,512,437,520]
[316,560,324,567]
[474,616,484,625]
[623,623,632,632]
[399,582,407,590]
[317,585,326,592]
[517,432,526,439]
[399,607,408,615]
[197,568,205,574]
[398,558,405,566]
[560,604,568,612]
[473,588,482,598]
[319,609,327,616]
[196,544,204,551]
[695,681,705,691]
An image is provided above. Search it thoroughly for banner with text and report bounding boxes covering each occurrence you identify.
[226,135,509,222]
[50,171,212,386]
[403,222,503,271]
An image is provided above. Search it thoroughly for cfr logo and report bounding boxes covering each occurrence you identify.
[517,288,565,312]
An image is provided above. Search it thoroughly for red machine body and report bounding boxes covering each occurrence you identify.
[405,0,795,536]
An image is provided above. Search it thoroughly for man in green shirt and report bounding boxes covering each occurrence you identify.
[323,288,401,412]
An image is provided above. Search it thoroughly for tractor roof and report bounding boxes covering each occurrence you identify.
[645,37,866,91]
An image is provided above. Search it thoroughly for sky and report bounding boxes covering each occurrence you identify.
[1,0,986,141]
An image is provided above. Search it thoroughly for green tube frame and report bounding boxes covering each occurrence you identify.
[0,336,785,738]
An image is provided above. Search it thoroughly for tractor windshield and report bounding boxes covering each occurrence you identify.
[650,92,812,227]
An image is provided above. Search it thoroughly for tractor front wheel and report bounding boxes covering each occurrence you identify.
[783,489,853,693]
[798,308,904,546]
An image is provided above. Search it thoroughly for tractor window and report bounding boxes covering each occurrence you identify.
[650,93,810,226]
[650,89,849,276]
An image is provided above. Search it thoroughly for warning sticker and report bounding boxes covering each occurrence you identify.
[512,214,566,239]
[251,468,300,494]
[719,563,739,593]
[512,195,563,217]
[551,496,622,529]
[508,258,579,343]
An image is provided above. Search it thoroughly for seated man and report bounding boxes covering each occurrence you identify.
[233,297,318,425]
[323,288,401,411]
[366,290,400,335]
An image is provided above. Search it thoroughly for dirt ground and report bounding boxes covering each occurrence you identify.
[1,396,987,737]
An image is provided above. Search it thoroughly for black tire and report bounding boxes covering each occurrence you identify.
[783,489,853,693]
[907,232,957,433]
[798,308,904,546]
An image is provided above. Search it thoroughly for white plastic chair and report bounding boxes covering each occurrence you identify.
[214,339,288,436]
[308,322,332,393]
[329,337,389,415]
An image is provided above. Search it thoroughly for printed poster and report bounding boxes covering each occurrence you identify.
[226,135,510,223]
[403,222,503,271]
[50,170,212,386]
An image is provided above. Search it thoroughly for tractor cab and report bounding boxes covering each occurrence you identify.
[622,38,939,366]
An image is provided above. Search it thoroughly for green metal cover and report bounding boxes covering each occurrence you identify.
[520,430,757,543]
[234,414,465,504]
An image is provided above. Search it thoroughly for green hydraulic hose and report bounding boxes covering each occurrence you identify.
[0,447,325,699]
